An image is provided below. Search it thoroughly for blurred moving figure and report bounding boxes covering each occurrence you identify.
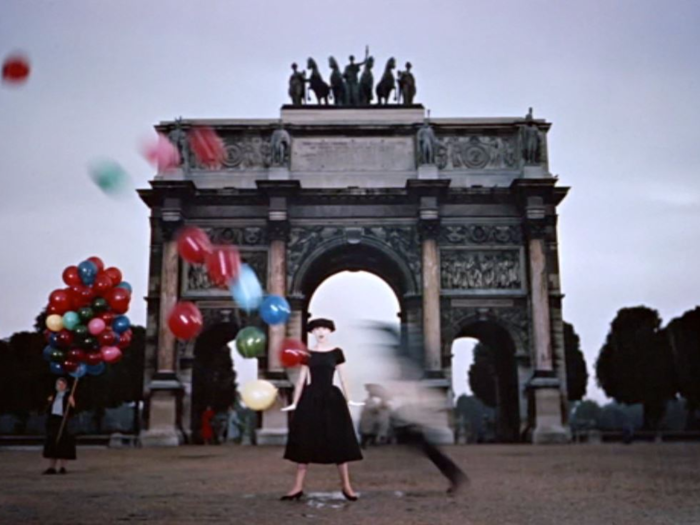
[366,322,469,493]
[359,384,392,447]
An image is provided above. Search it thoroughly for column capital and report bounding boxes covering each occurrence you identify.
[267,220,290,242]
[523,219,548,240]
[418,218,441,240]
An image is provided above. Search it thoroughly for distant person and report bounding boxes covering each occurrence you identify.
[359,383,391,448]
[43,377,76,474]
[281,318,364,501]
[201,406,215,445]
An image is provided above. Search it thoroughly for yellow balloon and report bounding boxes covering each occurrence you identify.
[46,314,64,332]
[240,380,278,411]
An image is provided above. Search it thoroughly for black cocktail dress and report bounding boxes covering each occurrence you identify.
[284,348,363,464]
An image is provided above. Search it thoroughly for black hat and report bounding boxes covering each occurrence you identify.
[307,318,336,333]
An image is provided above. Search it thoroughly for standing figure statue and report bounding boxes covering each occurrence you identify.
[168,117,190,172]
[306,58,330,105]
[375,57,397,105]
[288,63,307,106]
[520,107,541,164]
[397,62,416,105]
[329,56,346,106]
[343,47,369,106]
[271,126,291,167]
[417,121,437,165]
[359,56,375,105]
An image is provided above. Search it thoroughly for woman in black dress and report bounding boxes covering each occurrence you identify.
[43,377,76,474]
[282,318,363,501]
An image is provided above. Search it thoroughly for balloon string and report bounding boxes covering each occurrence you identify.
[56,377,79,445]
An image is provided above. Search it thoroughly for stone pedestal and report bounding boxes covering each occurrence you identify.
[140,378,184,447]
[530,376,570,444]
[523,165,547,179]
[268,167,290,181]
[417,165,439,180]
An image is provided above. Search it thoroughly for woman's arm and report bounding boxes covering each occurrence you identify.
[282,365,308,411]
[337,364,364,406]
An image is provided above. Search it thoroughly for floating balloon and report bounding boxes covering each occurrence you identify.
[63,360,79,373]
[70,363,88,379]
[235,326,266,358]
[112,315,130,334]
[98,330,116,347]
[168,301,203,340]
[87,256,105,273]
[142,132,181,172]
[107,287,130,314]
[46,314,64,332]
[56,329,74,349]
[259,295,291,325]
[88,160,131,197]
[205,245,241,287]
[116,281,132,294]
[49,289,72,314]
[93,272,114,294]
[78,260,98,286]
[117,329,132,350]
[86,362,106,376]
[96,311,114,324]
[70,284,94,308]
[230,264,263,312]
[62,266,82,286]
[50,362,64,375]
[240,380,278,411]
[43,346,54,361]
[189,127,226,169]
[2,54,30,84]
[85,352,103,367]
[92,297,108,312]
[81,335,98,351]
[177,226,212,264]
[101,346,122,364]
[49,349,65,363]
[67,348,86,363]
[73,324,88,339]
[62,311,80,331]
[88,318,106,335]
[48,332,59,348]
[78,306,95,323]
[279,338,308,368]
[104,267,122,286]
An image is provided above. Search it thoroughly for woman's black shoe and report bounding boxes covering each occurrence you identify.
[280,491,304,501]
[59,468,67,475]
[42,468,57,475]
[341,489,358,501]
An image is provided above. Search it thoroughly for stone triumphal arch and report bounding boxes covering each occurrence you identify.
[138,103,570,446]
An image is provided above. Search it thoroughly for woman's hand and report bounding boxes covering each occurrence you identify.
[347,400,365,407]
[69,396,76,408]
[281,404,297,412]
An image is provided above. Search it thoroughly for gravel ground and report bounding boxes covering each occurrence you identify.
[1,443,699,525]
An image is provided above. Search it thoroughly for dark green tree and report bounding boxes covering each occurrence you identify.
[595,306,677,430]
[563,321,588,401]
[666,307,700,430]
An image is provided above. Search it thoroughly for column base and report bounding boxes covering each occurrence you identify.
[530,376,571,445]
[417,165,439,180]
[268,167,290,181]
[141,376,184,447]
[139,428,183,447]
[523,165,547,179]
[256,428,288,446]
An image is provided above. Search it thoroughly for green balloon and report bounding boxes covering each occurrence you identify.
[92,297,108,312]
[89,160,131,196]
[50,349,65,363]
[81,335,97,350]
[62,311,80,331]
[78,307,94,323]
[235,326,266,359]
[73,324,88,338]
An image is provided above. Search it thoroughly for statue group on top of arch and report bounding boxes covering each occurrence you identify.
[288,47,417,107]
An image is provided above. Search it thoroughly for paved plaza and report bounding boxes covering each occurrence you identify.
[1,443,700,524]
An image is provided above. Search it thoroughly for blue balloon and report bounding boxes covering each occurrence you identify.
[50,362,64,375]
[116,281,132,293]
[86,362,106,376]
[70,362,88,379]
[43,345,54,361]
[259,295,291,325]
[230,264,263,312]
[78,260,98,286]
[113,315,131,334]
[49,333,59,348]
[62,311,80,331]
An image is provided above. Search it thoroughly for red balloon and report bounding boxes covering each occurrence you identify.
[67,348,86,362]
[62,266,82,286]
[98,330,117,347]
[56,329,74,349]
[177,226,212,264]
[85,352,103,366]
[63,360,79,373]
[49,289,72,314]
[104,267,122,285]
[47,303,61,315]
[189,127,226,169]
[43,329,52,343]
[205,245,241,287]
[107,287,130,314]
[2,54,30,84]
[70,284,94,308]
[168,301,203,340]
[88,256,105,273]
[97,311,116,325]
[279,338,309,368]
[117,331,132,349]
[93,272,114,294]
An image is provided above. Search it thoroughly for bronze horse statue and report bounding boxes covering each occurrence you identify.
[375,57,396,105]
[306,58,330,105]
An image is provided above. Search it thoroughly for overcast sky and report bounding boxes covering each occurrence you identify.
[1,0,699,402]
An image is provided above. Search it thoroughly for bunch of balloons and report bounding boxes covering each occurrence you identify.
[43,256,133,378]
[2,53,30,85]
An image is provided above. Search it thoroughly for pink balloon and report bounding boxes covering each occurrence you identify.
[101,345,123,364]
[142,132,180,172]
[88,318,106,335]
